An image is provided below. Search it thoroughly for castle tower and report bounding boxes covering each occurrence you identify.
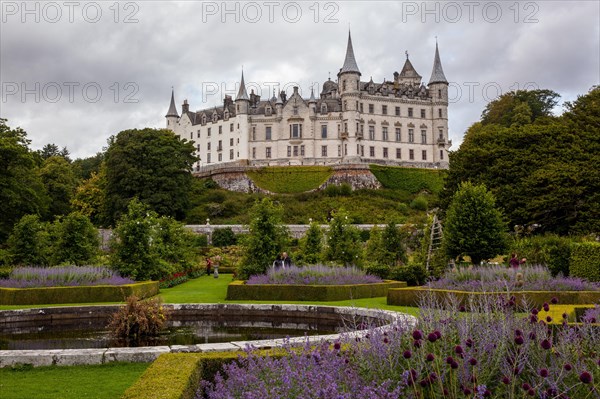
[235,70,250,163]
[427,41,450,163]
[165,88,179,130]
[235,70,250,115]
[337,31,361,161]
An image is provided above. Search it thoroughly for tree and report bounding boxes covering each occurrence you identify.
[382,221,407,265]
[239,198,289,279]
[0,119,49,242]
[37,143,71,163]
[481,89,560,127]
[71,170,107,226]
[442,182,508,265]
[39,156,78,218]
[110,199,196,281]
[300,221,324,264]
[212,227,237,247]
[324,209,362,266]
[103,128,197,225]
[6,214,49,266]
[72,152,104,180]
[50,212,100,265]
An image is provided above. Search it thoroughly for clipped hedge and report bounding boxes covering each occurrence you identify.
[122,350,286,399]
[387,287,600,308]
[569,242,600,282]
[227,280,406,301]
[369,165,444,194]
[247,166,333,193]
[0,281,158,305]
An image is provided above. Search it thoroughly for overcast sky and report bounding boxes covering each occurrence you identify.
[1,0,598,159]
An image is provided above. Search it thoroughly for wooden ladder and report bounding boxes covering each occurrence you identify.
[426,213,443,271]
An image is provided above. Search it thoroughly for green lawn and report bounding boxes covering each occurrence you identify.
[0,362,149,399]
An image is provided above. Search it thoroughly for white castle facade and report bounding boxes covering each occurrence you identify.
[165,32,451,171]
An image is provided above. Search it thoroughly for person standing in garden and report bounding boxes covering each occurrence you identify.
[205,257,212,275]
[281,252,292,268]
[509,253,520,268]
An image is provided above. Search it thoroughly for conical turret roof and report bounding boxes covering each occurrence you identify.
[399,55,421,79]
[165,89,179,118]
[339,31,361,75]
[236,70,249,101]
[428,41,448,85]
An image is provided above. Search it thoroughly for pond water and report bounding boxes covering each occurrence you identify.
[0,318,342,350]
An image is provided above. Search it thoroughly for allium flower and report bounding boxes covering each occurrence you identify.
[564,363,572,371]
[434,330,442,339]
[522,383,531,391]
[515,329,523,336]
[412,330,423,340]
[466,338,474,348]
[463,388,472,395]
[413,339,422,348]
[403,350,412,359]
[529,331,536,340]
[469,357,478,366]
[546,316,553,323]
[528,388,535,396]
[446,356,454,364]
[579,371,592,384]
[541,339,552,350]
[426,353,435,362]
[531,308,539,315]
[451,361,459,369]
[515,336,524,345]
[333,342,341,350]
[551,297,558,304]
[427,332,438,343]
[562,313,568,319]
[455,345,464,355]
[539,368,549,377]
[543,303,550,312]
[502,376,510,385]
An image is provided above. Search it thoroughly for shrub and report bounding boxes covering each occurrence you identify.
[325,209,362,266]
[369,165,444,193]
[364,262,391,279]
[299,221,323,265]
[569,242,600,282]
[409,196,428,211]
[0,265,134,288]
[6,214,49,266]
[50,212,99,266]
[247,166,332,193]
[108,295,169,340]
[246,265,383,285]
[510,234,572,276]
[389,262,428,286]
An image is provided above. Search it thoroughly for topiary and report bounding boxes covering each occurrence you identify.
[569,242,600,282]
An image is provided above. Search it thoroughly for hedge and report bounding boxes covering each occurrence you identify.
[226,280,406,301]
[369,165,444,194]
[122,350,286,399]
[0,281,158,305]
[246,166,333,193]
[387,287,600,308]
[569,242,600,282]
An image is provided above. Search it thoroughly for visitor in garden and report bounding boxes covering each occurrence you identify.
[272,254,282,269]
[509,253,520,268]
[205,257,212,275]
[281,252,292,268]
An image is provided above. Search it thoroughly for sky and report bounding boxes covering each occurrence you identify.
[1,0,598,159]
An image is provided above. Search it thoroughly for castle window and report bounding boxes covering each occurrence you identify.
[207,153,211,163]
[266,126,272,140]
[382,105,387,115]
[252,147,256,159]
[197,130,201,138]
[265,107,272,116]
[230,138,234,146]
[360,145,364,156]
[422,150,427,160]
[382,127,388,141]
[293,146,299,156]
[190,132,192,139]
[344,100,347,111]
[218,140,222,151]
[212,114,218,122]
[440,150,444,160]
[219,126,222,134]
[409,149,414,160]
[408,108,413,117]
[230,123,234,132]
[368,104,374,114]
[360,125,364,134]
[438,89,442,99]
[438,108,442,118]
[290,124,302,139]
[383,147,388,158]
[342,80,346,91]
[369,146,375,157]
[196,144,200,152]
[421,129,427,144]
[293,106,298,115]
[208,127,211,137]
[230,149,234,160]
[321,125,327,139]
[356,101,358,109]
[321,104,327,114]
[207,142,211,150]
[421,109,426,118]
[360,103,363,113]
[344,122,347,133]
[224,111,229,120]
[408,129,414,143]
[344,144,348,155]
[266,147,272,158]
[300,145,305,156]
[287,146,292,157]
[369,126,375,140]
[395,106,400,116]
[338,145,341,157]
[395,128,401,142]
[252,126,256,141]
[396,148,401,159]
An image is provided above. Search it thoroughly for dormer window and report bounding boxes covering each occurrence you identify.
[212,113,218,123]
[201,115,207,125]
[224,110,229,120]
[321,104,327,114]
[293,106,298,115]
[265,106,272,116]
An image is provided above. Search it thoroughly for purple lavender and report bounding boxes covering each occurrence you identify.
[0,266,135,288]
[246,264,383,285]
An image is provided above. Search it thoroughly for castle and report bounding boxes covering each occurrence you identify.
[165,32,451,171]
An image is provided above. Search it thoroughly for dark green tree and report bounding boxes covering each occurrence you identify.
[300,221,324,264]
[211,227,237,247]
[382,221,408,265]
[37,143,71,163]
[442,182,508,265]
[72,151,104,180]
[103,128,197,225]
[325,209,362,266]
[40,156,78,218]
[71,170,107,226]
[51,212,100,265]
[239,198,290,279]
[0,119,49,242]
[6,214,49,266]
[481,89,560,126]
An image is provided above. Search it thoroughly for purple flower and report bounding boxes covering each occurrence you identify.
[515,329,523,336]
[426,353,435,362]
[541,339,552,350]
[546,316,553,323]
[469,357,477,366]
[528,388,535,396]
[539,368,549,377]
[333,342,341,350]
[551,297,558,304]
[502,376,510,385]
[579,371,592,384]
[564,363,572,371]
[543,303,550,312]
[427,332,438,343]
[403,350,411,359]
[454,345,464,355]
[522,383,531,391]
[529,331,537,340]
[412,330,423,340]
[434,330,442,339]
[446,356,454,364]
[413,339,422,348]
[466,338,473,348]
[451,361,459,369]
[515,336,524,345]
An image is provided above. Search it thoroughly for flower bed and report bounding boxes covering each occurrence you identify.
[246,265,382,285]
[0,266,134,288]
[196,294,599,398]
[426,265,600,292]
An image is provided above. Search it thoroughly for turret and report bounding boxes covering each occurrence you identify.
[427,40,449,102]
[235,70,250,115]
[427,40,450,164]
[337,30,361,95]
[165,88,179,130]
